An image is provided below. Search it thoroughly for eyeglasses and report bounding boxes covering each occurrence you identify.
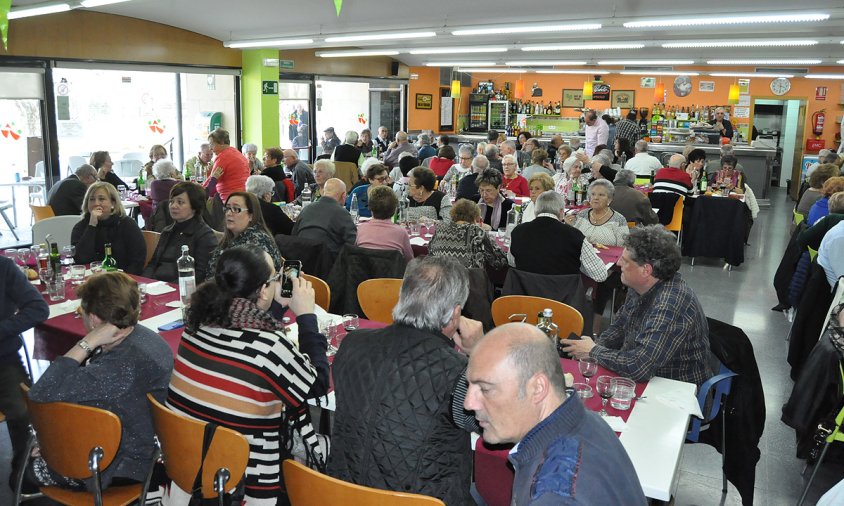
[373,175,389,182]
[502,162,517,166]
[224,206,246,214]
[459,156,473,161]
[266,272,282,285]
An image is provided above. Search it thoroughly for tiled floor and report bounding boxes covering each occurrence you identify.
[0,187,841,505]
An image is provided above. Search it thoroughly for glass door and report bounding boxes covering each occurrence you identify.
[370,87,404,136]
[279,80,312,161]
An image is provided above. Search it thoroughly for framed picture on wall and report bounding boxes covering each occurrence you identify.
[640,77,656,89]
[610,90,635,108]
[562,89,584,108]
[416,93,433,110]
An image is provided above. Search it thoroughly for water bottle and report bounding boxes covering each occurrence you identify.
[301,185,312,207]
[350,193,359,223]
[177,245,196,308]
[620,152,627,168]
[399,193,409,224]
[505,207,517,237]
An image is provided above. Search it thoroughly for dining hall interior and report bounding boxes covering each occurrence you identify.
[1,0,844,504]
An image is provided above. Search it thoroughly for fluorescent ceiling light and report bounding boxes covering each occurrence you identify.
[707,59,822,65]
[504,61,587,66]
[522,43,645,51]
[598,59,694,65]
[624,13,829,28]
[426,62,497,67]
[79,0,130,7]
[663,39,817,48]
[409,47,507,55]
[453,23,600,36]
[805,74,844,79]
[709,72,794,78]
[457,68,531,73]
[316,50,400,58]
[838,60,844,64]
[536,69,614,74]
[225,38,314,48]
[618,71,699,76]
[325,31,436,43]
[8,3,70,19]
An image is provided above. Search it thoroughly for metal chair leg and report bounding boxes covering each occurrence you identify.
[798,440,832,506]
[721,407,727,494]
[18,334,34,382]
[0,206,19,241]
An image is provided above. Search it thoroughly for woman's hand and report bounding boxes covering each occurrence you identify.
[85,323,133,351]
[89,206,105,226]
[211,166,224,179]
[97,167,108,179]
[594,243,608,250]
[564,214,577,225]
[278,276,315,315]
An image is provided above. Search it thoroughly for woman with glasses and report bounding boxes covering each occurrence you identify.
[207,191,281,277]
[166,246,328,505]
[475,169,514,231]
[443,145,474,183]
[345,162,390,218]
[407,166,451,222]
[501,154,529,198]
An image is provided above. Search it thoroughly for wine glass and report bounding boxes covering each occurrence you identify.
[37,267,53,294]
[596,375,615,417]
[578,357,598,386]
[60,245,76,267]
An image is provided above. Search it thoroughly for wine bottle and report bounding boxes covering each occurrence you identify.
[102,243,118,272]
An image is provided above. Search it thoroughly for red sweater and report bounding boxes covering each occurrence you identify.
[503,175,529,197]
[207,146,249,201]
[429,157,454,178]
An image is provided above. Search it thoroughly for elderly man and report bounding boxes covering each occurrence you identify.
[710,106,734,139]
[374,125,390,153]
[292,177,356,254]
[184,143,213,179]
[320,126,341,155]
[332,130,363,167]
[623,140,663,178]
[612,169,659,225]
[345,162,389,218]
[47,163,98,215]
[246,175,293,236]
[328,256,483,505]
[416,133,436,161]
[281,148,315,196]
[616,110,641,146]
[546,134,564,161]
[500,139,529,168]
[383,131,418,168]
[485,144,502,172]
[203,128,249,202]
[510,191,608,282]
[562,226,710,385]
[653,153,693,197]
[456,154,489,201]
[463,324,647,505]
[584,111,609,157]
[292,124,309,149]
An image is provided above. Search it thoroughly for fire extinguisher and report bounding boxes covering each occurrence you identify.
[812,110,826,137]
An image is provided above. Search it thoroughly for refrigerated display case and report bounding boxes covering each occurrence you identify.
[468,93,490,132]
[488,100,509,131]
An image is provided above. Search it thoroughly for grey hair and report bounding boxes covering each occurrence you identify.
[360,156,381,175]
[418,133,431,145]
[199,143,211,151]
[241,143,258,154]
[472,154,490,172]
[588,178,615,198]
[75,163,97,179]
[484,144,499,158]
[501,140,517,151]
[829,191,844,214]
[344,130,359,144]
[506,326,568,398]
[501,154,517,165]
[591,151,612,167]
[614,169,636,187]
[477,142,488,153]
[397,151,416,162]
[153,159,178,179]
[534,190,565,216]
[392,256,469,331]
[313,159,336,177]
[246,175,275,199]
[821,152,840,164]
[624,225,681,280]
[458,145,474,158]
[634,140,648,153]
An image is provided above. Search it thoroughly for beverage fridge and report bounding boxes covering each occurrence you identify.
[468,93,490,132]
[488,100,510,131]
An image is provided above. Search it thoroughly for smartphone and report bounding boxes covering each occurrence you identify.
[557,332,582,359]
[158,320,184,331]
[281,260,303,298]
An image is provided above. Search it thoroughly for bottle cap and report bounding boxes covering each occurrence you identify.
[543,308,553,317]
[181,245,189,253]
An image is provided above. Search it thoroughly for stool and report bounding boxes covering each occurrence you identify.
[0,201,20,240]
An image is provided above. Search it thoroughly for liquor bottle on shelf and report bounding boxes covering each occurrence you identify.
[554,101,561,115]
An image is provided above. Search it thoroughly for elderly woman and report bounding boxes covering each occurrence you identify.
[476,169,514,230]
[797,163,839,217]
[357,128,374,154]
[555,145,573,172]
[242,143,264,175]
[429,145,456,179]
[522,173,555,223]
[26,272,172,493]
[501,154,529,198]
[522,148,554,180]
[89,151,129,191]
[443,145,474,183]
[428,199,507,270]
[71,181,146,274]
[142,144,168,180]
[144,182,218,283]
[246,175,294,237]
[555,156,590,202]
[566,179,629,247]
[346,162,390,218]
[476,141,488,157]
[207,191,282,276]
[356,185,414,262]
[148,159,181,211]
[406,166,451,221]
[710,154,745,193]
[296,158,334,204]
[808,176,844,226]
[167,246,328,505]
[686,148,707,188]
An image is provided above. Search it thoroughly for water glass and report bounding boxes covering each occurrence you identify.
[60,245,76,266]
[138,283,148,304]
[409,220,421,236]
[578,357,598,385]
[610,377,636,411]
[69,265,86,285]
[118,185,127,199]
[343,313,359,331]
[573,382,593,400]
[38,268,52,294]
[48,274,66,301]
[89,261,103,274]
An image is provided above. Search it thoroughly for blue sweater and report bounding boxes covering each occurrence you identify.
[0,256,49,362]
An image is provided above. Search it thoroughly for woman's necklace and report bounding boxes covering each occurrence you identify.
[591,208,611,224]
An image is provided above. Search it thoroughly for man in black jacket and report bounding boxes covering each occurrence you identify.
[328,256,484,505]
[47,164,98,215]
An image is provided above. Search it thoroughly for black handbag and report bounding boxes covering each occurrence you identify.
[188,423,232,506]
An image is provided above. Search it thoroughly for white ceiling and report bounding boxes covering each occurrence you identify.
[12,0,844,68]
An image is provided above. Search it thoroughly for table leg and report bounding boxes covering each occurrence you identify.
[11,186,17,228]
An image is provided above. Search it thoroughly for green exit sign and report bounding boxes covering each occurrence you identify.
[279,59,295,69]
[262,81,278,95]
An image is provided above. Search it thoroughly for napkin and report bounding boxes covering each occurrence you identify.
[652,390,704,419]
[49,299,81,318]
[145,281,176,295]
[409,237,429,246]
[564,372,574,387]
[139,309,183,331]
[601,415,627,432]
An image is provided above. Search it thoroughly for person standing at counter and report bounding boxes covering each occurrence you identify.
[615,110,641,146]
[710,107,734,140]
[584,111,609,157]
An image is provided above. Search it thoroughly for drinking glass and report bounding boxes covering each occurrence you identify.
[578,357,598,385]
[48,274,66,301]
[69,265,86,285]
[138,283,148,304]
[595,375,614,417]
[343,314,359,331]
[60,245,76,266]
[38,268,52,294]
[118,185,127,199]
[409,220,421,236]
[573,382,593,400]
[89,261,103,274]
[611,377,636,411]
[320,320,338,357]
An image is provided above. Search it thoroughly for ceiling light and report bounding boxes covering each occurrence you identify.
[662,39,817,48]
[805,74,844,79]
[522,43,645,51]
[504,61,588,66]
[536,69,615,74]
[453,23,600,36]
[8,3,70,19]
[598,59,694,65]
[409,47,507,55]
[624,13,829,28]
[426,62,497,67]
[457,68,531,73]
[79,0,130,7]
[838,60,844,64]
[325,31,436,43]
[618,71,699,76]
[709,72,794,78]
[316,50,400,58]
[225,38,314,49]
[707,59,822,65]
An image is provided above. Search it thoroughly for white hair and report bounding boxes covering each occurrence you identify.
[502,154,517,165]
[313,159,336,176]
[246,174,275,199]
[241,143,258,154]
[344,130,359,144]
[153,159,178,179]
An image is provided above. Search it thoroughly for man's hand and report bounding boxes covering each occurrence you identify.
[560,335,596,360]
[575,152,589,164]
[453,316,484,355]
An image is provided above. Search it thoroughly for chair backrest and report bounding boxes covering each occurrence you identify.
[634,176,653,186]
[31,215,80,249]
[333,161,361,190]
[23,387,122,479]
[35,161,45,178]
[647,191,680,226]
[30,204,56,222]
[142,230,161,267]
[793,208,805,226]
[302,273,331,310]
[665,195,684,233]
[148,394,249,498]
[357,278,403,324]
[687,361,737,442]
[122,152,147,162]
[283,459,445,506]
[276,234,334,281]
[491,295,583,337]
[114,159,143,179]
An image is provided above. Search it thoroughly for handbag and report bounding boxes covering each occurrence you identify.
[188,423,232,506]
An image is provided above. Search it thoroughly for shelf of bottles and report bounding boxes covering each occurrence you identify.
[645,104,732,144]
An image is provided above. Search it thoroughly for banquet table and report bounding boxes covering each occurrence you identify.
[0,178,47,227]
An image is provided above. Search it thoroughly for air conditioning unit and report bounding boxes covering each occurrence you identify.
[623,66,675,72]
[755,67,809,75]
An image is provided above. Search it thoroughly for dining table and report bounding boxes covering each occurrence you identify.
[0,177,47,227]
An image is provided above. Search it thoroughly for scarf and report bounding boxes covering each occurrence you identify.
[478,193,504,230]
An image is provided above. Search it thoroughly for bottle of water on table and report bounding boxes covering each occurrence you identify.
[177,245,196,311]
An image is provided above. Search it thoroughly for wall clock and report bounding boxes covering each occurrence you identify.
[770,77,791,96]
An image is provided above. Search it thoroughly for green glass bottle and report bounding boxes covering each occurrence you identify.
[102,243,118,272]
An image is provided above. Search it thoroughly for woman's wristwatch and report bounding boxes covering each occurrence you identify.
[76,339,94,356]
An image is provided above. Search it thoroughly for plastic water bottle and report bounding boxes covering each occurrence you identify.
[301,185,312,207]
[350,193,359,223]
[505,207,518,237]
[177,245,196,308]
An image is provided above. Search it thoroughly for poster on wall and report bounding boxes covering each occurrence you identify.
[440,90,454,131]
[592,83,611,101]
[673,76,693,97]
[738,95,750,107]
[562,89,584,108]
[610,90,635,108]
[738,79,750,94]
[816,86,828,101]
[733,106,750,119]
[699,81,715,92]
[415,93,432,110]
[640,77,655,89]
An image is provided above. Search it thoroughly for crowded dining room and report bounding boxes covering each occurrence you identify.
[2,0,844,504]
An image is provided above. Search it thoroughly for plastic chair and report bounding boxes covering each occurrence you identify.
[686,361,738,494]
[793,208,805,226]
[491,295,584,338]
[68,156,87,174]
[142,230,160,267]
[283,459,445,506]
[30,204,55,222]
[0,201,19,240]
[31,215,80,250]
[808,246,818,262]
[302,273,331,311]
[147,394,249,503]
[15,386,156,506]
[634,176,653,186]
[665,195,684,244]
[357,278,403,324]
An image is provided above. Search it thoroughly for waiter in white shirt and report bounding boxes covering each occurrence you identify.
[584,111,608,157]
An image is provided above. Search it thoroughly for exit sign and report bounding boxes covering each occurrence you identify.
[262,81,278,95]
[279,60,295,69]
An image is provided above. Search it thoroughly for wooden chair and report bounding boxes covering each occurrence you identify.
[283,459,445,506]
[30,204,56,222]
[665,195,684,244]
[142,230,160,267]
[357,278,403,324]
[16,386,155,506]
[147,394,249,501]
[302,273,331,310]
[491,295,584,338]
